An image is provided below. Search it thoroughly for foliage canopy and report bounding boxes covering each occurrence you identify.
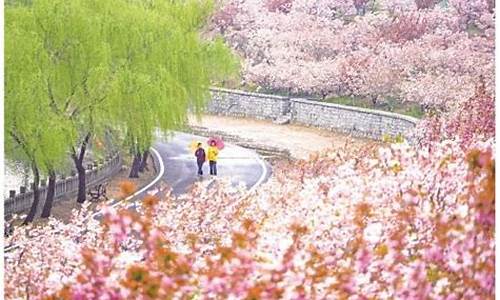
[5,0,238,174]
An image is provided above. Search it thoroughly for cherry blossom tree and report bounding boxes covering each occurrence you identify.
[5,137,495,299]
[265,0,293,13]
[449,0,495,31]
[416,79,495,147]
[414,0,439,10]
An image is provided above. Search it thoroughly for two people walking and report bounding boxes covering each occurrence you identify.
[195,140,219,176]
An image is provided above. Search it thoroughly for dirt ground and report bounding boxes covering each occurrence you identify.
[189,115,377,159]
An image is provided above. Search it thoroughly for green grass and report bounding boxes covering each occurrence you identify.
[466,23,484,37]
[323,96,425,119]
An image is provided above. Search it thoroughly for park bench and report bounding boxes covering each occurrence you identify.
[87,183,108,201]
[4,221,14,237]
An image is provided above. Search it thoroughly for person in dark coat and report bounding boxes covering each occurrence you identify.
[194,142,206,176]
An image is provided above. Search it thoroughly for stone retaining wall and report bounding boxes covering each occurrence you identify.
[208,87,419,141]
[4,153,122,217]
[291,98,418,140]
[208,87,290,120]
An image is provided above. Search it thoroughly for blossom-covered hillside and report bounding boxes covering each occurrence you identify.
[212,0,494,107]
[5,138,494,299]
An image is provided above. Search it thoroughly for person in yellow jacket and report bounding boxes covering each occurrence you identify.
[207,141,219,176]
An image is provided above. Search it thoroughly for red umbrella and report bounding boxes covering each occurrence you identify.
[207,136,225,150]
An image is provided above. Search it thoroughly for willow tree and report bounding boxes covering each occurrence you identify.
[5,5,75,222]
[6,0,112,202]
[6,0,238,209]
[104,0,238,178]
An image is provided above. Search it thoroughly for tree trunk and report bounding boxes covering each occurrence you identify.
[23,164,40,225]
[129,153,141,178]
[72,133,91,204]
[41,170,56,218]
[75,160,86,204]
[138,150,150,173]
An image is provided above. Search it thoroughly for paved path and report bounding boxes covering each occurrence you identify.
[114,131,270,209]
[152,132,270,195]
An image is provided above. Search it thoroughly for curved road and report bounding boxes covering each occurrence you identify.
[154,132,269,193]
[118,132,271,208]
